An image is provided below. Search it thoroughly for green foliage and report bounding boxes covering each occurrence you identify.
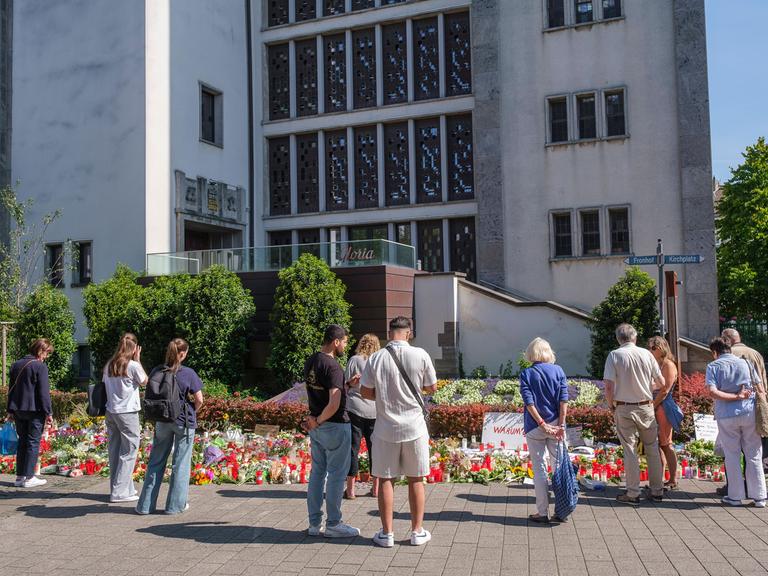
[204,379,231,398]
[470,365,488,379]
[267,253,352,387]
[716,137,768,317]
[83,265,255,386]
[13,284,77,386]
[517,353,532,373]
[498,359,516,379]
[587,267,659,377]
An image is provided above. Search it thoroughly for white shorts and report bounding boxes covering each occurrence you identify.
[372,434,430,479]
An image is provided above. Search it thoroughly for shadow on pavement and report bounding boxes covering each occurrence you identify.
[0,489,108,503]
[366,508,531,527]
[16,503,136,519]
[217,488,306,499]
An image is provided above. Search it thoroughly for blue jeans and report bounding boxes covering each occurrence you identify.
[137,422,195,514]
[308,421,351,528]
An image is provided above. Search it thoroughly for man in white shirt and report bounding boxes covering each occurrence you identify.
[361,316,437,548]
[603,323,666,506]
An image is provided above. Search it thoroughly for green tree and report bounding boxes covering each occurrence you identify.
[14,284,77,386]
[587,267,659,377]
[268,253,352,387]
[716,137,768,318]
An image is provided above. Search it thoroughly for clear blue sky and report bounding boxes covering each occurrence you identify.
[706,0,768,182]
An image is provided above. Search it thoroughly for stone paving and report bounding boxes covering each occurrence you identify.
[1,474,767,576]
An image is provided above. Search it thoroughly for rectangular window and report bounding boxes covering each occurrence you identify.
[552,213,573,257]
[296,133,319,213]
[449,218,476,282]
[605,90,626,137]
[325,130,349,211]
[575,0,594,24]
[417,221,444,272]
[609,207,630,254]
[444,12,472,97]
[269,137,291,216]
[382,23,408,105]
[323,0,345,17]
[46,244,64,288]
[354,126,378,209]
[547,0,566,28]
[268,230,293,269]
[74,241,92,285]
[200,86,222,146]
[295,0,316,22]
[602,0,621,19]
[576,94,596,140]
[268,0,289,27]
[415,118,441,204]
[77,345,92,379]
[447,114,474,201]
[549,97,568,143]
[352,29,377,110]
[324,34,347,113]
[298,228,320,258]
[580,211,601,255]
[413,18,440,101]
[349,225,388,241]
[268,44,290,120]
[295,39,318,117]
[384,122,410,206]
[352,0,375,10]
[396,223,412,246]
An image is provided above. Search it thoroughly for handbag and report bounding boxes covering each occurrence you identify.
[87,381,107,417]
[0,421,18,455]
[552,440,579,520]
[385,345,431,435]
[744,356,768,437]
[661,385,684,432]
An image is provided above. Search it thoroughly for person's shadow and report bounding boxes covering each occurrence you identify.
[17,502,135,519]
[136,522,372,545]
[217,488,306,499]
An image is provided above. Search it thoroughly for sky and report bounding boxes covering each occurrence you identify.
[706,0,768,182]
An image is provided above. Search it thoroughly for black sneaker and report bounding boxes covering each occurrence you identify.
[646,492,663,503]
[715,485,728,497]
[616,494,640,507]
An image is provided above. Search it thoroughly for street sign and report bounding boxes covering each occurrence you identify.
[664,254,704,264]
[624,255,657,265]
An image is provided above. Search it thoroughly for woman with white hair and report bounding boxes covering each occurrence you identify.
[519,337,569,523]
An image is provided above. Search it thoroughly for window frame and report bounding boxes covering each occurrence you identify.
[71,241,93,287]
[543,0,624,30]
[46,243,65,288]
[573,0,595,25]
[549,210,575,259]
[546,95,570,145]
[601,0,623,20]
[578,208,602,257]
[544,0,567,29]
[574,91,598,141]
[200,83,223,147]
[603,87,628,139]
[606,204,632,255]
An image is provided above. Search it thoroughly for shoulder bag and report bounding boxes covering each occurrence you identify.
[744,356,768,437]
[385,345,431,436]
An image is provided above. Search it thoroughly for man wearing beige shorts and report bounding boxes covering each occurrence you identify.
[604,323,666,506]
[361,317,437,548]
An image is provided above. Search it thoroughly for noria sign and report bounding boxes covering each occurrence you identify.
[481,412,526,448]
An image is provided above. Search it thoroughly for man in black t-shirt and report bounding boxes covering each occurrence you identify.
[302,325,360,538]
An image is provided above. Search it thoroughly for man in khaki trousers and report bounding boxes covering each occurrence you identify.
[603,323,666,505]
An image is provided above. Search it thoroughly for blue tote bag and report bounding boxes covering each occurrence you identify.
[661,386,684,432]
[0,421,18,455]
[553,441,579,520]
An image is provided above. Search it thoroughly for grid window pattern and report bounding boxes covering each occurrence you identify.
[324,0,346,17]
[382,23,408,105]
[418,221,444,272]
[298,228,321,257]
[295,0,316,22]
[416,118,441,204]
[384,123,410,206]
[547,0,566,28]
[605,90,626,136]
[350,225,388,241]
[581,211,601,255]
[352,0,376,10]
[269,137,291,216]
[577,94,596,140]
[396,223,412,245]
[447,114,474,200]
[352,29,377,110]
[549,98,568,143]
[268,44,290,120]
[602,0,622,19]
[354,126,379,209]
[325,130,349,211]
[324,34,347,113]
[296,40,318,117]
[296,134,319,213]
[552,213,573,257]
[575,0,594,24]
[268,0,289,27]
[444,12,472,97]
[413,18,440,101]
[609,208,630,254]
[450,218,476,281]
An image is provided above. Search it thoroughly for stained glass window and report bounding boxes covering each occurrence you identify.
[352,29,376,110]
[296,133,319,213]
[298,228,321,257]
[354,126,378,209]
[324,0,345,17]
[351,0,375,10]
[268,44,290,120]
[382,23,408,105]
[295,39,318,117]
[449,218,476,281]
[325,130,349,211]
[384,123,410,206]
[413,18,440,101]
[447,114,474,200]
[418,221,444,272]
[269,138,291,216]
[324,34,347,113]
[444,12,472,97]
[268,0,289,27]
[295,0,316,22]
[415,118,441,204]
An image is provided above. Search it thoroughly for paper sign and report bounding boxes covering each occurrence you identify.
[693,413,718,442]
[481,412,526,448]
[566,425,584,447]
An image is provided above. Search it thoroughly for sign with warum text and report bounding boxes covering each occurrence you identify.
[693,413,718,443]
[481,412,526,448]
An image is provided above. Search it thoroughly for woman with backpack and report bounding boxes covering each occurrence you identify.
[103,333,148,503]
[136,338,203,515]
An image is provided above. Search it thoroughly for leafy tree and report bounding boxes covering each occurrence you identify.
[14,284,77,386]
[268,253,352,387]
[716,137,768,317]
[587,267,659,377]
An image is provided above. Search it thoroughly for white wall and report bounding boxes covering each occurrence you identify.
[498,0,687,330]
[12,0,147,341]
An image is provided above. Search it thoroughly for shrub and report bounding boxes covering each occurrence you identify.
[428,404,519,438]
[0,387,87,423]
[588,268,659,377]
[14,284,77,387]
[267,254,352,387]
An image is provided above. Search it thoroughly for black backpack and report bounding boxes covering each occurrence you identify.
[142,365,184,424]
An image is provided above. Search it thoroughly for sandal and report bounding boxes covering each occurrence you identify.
[664,481,678,491]
[343,490,356,500]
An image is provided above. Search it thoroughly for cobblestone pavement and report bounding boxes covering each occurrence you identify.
[1,475,767,576]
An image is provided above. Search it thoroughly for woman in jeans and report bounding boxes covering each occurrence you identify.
[344,333,380,499]
[136,338,204,515]
[647,336,679,489]
[519,338,568,523]
[7,339,54,488]
[104,333,147,503]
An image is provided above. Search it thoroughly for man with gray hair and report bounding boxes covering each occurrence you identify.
[603,323,666,505]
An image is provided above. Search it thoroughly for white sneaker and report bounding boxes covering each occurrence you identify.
[110,495,139,503]
[324,522,361,538]
[410,529,431,546]
[22,477,47,488]
[13,477,25,487]
[721,496,743,507]
[372,529,394,548]
[307,525,322,536]
[754,500,766,508]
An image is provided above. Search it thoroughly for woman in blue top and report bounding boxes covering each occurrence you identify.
[136,338,204,515]
[519,337,568,523]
